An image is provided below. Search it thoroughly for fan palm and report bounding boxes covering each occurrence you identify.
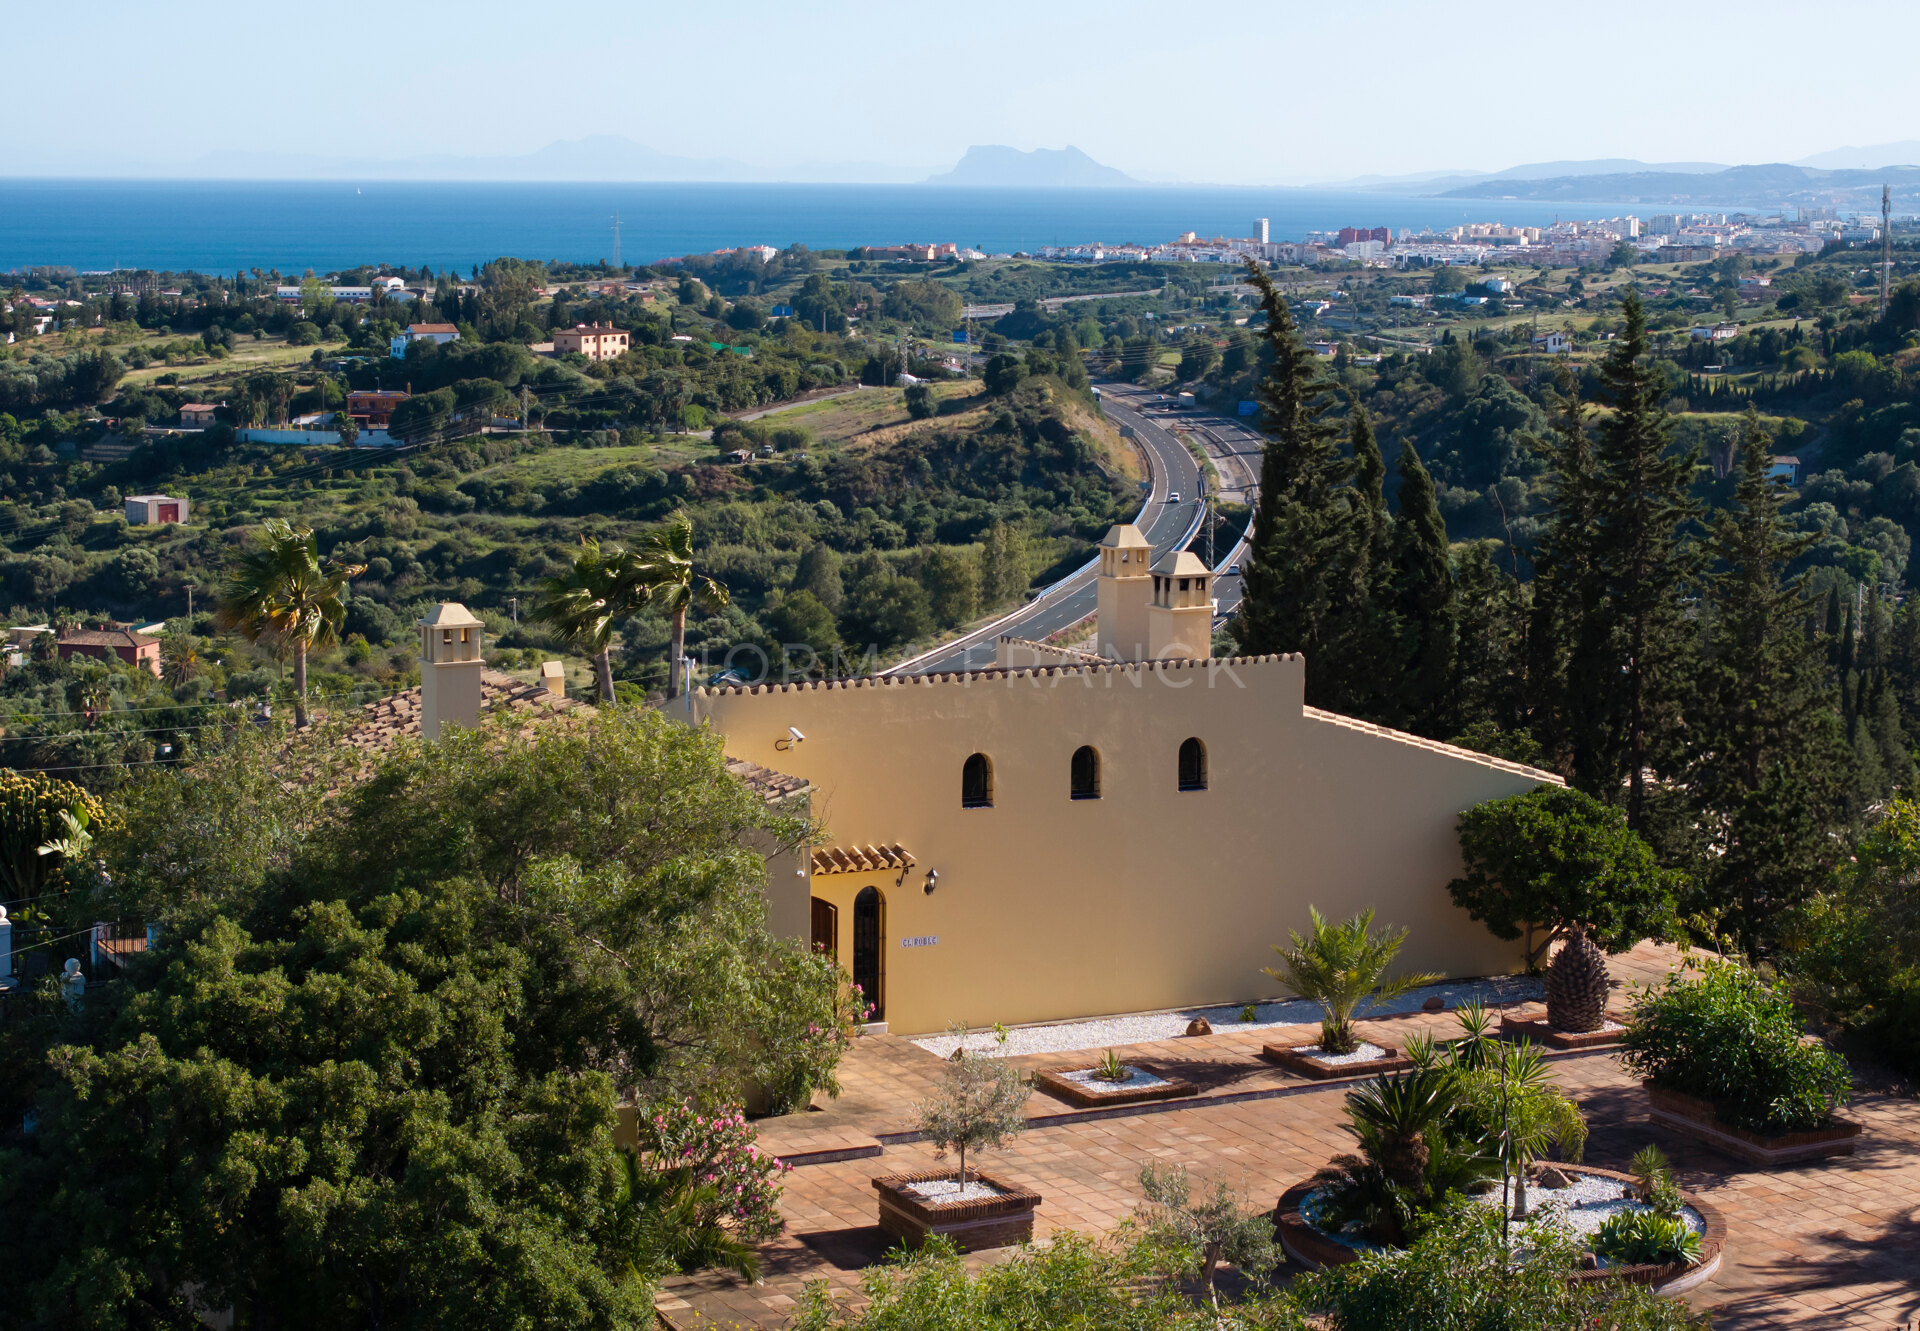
[217,519,364,728]
[159,633,203,688]
[635,512,729,699]
[1263,906,1442,1054]
[532,537,654,705]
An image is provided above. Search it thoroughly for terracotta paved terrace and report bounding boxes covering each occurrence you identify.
[658,945,1920,1330]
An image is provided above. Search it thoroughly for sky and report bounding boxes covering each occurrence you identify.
[10,0,1920,184]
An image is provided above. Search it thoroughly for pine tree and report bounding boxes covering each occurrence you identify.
[1390,436,1455,734]
[1688,410,1848,955]
[1587,293,1701,830]
[1235,262,1366,709]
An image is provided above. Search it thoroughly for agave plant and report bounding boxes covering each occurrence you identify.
[1091,1048,1130,1083]
[1263,907,1442,1055]
[1593,1208,1701,1267]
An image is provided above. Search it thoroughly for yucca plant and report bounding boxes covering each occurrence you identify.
[1264,906,1442,1054]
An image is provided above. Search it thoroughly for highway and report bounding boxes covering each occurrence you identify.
[890,388,1206,674]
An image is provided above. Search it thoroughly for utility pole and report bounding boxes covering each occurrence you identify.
[611,211,623,273]
[521,384,530,431]
[1880,185,1893,319]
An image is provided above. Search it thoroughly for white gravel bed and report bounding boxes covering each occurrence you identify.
[1055,1066,1169,1092]
[1304,1174,1705,1256]
[1293,1042,1389,1066]
[913,976,1543,1059]
[906,1179,1004,1205]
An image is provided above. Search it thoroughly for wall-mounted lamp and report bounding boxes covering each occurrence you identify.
[923,868,940,895]
[774,726,806,752]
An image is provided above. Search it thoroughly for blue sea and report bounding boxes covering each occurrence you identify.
[0,180,1615,275]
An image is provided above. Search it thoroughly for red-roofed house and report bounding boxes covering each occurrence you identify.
[57,627,162,676]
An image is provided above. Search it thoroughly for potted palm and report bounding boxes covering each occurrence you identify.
[1450,786,1679,1041]
[873,1032,1039,1251]
[1261,907,1438,1078]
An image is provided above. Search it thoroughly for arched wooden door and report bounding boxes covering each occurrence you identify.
[852,886,884,1021]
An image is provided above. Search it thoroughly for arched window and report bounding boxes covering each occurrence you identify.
[962,752,994,808]
[1070,745,1101,800]
[1178,737,1208,792]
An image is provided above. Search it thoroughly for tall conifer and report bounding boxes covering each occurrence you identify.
[1236,262,1364,708]
[1390,437,1455,734]
[1527,377,1606,781]
[1689,410,1847,954]
[1587,293,1700,830]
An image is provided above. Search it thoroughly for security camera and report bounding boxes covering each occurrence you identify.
[789,727,806,743]
[775,726,806,752]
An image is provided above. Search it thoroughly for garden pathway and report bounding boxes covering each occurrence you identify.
[660,945,1919,1330]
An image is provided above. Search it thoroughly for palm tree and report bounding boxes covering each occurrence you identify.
[1342,1066,1461,1189]
[159,633,203,688]
[635,512,729,699]
[217,519,364,728]
[532,537,654,705]
[1263,906,1442,1054]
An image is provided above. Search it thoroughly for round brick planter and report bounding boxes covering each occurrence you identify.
[872,1167,1041,1252]
[1273,1163,1725,1296]
[1645,1083,1862,1166]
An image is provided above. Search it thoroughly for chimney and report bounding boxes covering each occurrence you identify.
[418,602,486,740]
[539,659,566,700]
[1147,550,1215,661]
[1095,524,1153,661]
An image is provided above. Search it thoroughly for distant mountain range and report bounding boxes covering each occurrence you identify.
[1439,161,1920,208]
[7,136,1920,200]
[923,145,1140,188]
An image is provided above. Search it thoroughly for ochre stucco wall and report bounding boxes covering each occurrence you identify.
[693,654,1556,1035]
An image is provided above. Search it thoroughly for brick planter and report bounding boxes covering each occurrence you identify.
[1645,1083,1862,1166]
[1262,1041,1409,1080]
[1032,1062,1198,1108]
[872,1168,1041,1252]
[1500,1014,1626,1050]
[1274,1164,1726,1296]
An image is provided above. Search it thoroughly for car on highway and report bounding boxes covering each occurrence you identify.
[1227,563,1241,575]
[1168,491,1181,503]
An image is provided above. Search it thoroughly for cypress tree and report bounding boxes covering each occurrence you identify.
[1689,410,1848,955]
[1587,293,1701,830]
[1528,377,1606,782]
[1390,436,1455,735]
[1235,262,1363,710]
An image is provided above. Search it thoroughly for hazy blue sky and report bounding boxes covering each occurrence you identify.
[12,0,1918,182]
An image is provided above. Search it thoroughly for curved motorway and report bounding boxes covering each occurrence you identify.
[891,387,1206,674]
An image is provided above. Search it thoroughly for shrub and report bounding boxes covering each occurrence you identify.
[1618,958,1850,1133]
[1295,1207,1707,1329]
[631,1100,789,1244]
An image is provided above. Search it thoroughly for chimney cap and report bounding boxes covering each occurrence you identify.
[1150,550,1211,577]
[418,602,485,629]
[1099,523,1151,549]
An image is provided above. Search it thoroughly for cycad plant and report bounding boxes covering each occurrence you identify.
[1312,1066,1499,1245]
[1264,907,1442,1054]
[217,518,364,728]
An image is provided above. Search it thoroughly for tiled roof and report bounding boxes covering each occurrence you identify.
[334,672,806,804]
[811,842,913,875]
[59,629,158,649]
[338,670,594,757]
[725,756,810,802]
